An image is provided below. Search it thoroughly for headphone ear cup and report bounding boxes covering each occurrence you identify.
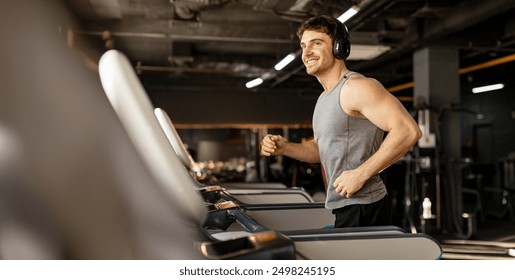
[333,37,350,60]
[333,38,343,60]
[341,38,350,60]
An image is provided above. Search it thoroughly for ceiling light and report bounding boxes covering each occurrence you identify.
[246,78,263,88]
[274,53,296,71]
[263,5,361,89]
[472,83,504,94]
[337,6,360,23]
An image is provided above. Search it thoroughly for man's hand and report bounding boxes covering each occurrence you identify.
[260,134,286,156]
[333,169,367,198]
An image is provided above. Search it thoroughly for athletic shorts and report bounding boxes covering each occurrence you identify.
[332,195,392,228]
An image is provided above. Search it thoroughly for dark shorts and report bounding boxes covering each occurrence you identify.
[332,195,392,228]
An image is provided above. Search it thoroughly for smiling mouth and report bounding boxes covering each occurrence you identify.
[305,59,317,66]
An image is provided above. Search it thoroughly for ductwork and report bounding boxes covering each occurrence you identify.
[354,0,515,71]
[171,0,232,20]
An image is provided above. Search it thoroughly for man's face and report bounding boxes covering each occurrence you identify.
[300,30,335,76]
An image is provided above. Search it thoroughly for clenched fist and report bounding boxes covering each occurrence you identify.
[260,134,286,156]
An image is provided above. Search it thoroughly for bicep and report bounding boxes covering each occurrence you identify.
[365,95,415,133]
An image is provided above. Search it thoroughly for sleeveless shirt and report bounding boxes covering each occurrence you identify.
[312,71,387,209]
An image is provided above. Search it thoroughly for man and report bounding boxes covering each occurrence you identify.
[260,15,422,228]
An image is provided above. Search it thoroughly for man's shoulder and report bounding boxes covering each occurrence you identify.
[342,74,383,95]
[340,74,389,112]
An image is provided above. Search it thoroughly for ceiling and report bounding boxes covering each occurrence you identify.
[65,0,515,99]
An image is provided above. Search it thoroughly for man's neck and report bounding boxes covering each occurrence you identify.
[316,62,348,92]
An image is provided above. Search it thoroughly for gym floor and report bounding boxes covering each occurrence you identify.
[437,217,515,260]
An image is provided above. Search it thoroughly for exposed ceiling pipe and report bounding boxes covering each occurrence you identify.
[354,0,515,72]
[387,52,515,93]
[462,33,515,59]
[346,0,393,31]
[135,64,263,77]
[80,31,292,44]
[87,0,122,19]
[171,0,232,20]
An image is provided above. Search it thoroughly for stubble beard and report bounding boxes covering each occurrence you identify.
[305,58,331,77]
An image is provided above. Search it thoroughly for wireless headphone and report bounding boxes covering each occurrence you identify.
[333,20,351,60]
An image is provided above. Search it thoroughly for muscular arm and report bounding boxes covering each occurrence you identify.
[260,135,320,163]
[352,79,421,176]
[334,76,422,197]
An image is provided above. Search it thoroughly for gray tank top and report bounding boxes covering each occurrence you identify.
[312,71,387,209]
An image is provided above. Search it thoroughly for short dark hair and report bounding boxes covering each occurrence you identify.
[296,15,342,42]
